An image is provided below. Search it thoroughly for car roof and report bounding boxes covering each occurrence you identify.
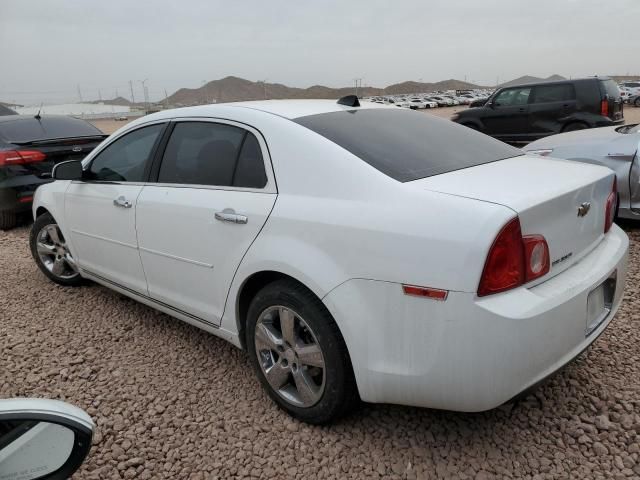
[142,99,390,123]
[498,76,611,90]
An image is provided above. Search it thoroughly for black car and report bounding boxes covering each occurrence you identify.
[452,77,624,143]
[0,115,106,229]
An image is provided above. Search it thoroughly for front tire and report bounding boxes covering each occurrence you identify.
[246,279,358,424]
[635,97,640,107]
[30,213,83,286]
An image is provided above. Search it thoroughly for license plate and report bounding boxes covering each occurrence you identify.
[585,271,616,336]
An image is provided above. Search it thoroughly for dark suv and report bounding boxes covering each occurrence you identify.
[452,77,624,143]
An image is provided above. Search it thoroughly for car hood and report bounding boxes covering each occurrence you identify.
[526,126,640,158]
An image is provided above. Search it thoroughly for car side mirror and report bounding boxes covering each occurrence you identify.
[0,398,94,480]
[52,160,83,181]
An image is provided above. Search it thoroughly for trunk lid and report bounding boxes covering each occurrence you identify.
[410,155,615,282]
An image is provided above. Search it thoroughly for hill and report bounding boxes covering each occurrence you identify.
[165,76,485,105]
[498,74,566,87]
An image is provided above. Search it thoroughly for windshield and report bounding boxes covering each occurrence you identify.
[294,108,523,182]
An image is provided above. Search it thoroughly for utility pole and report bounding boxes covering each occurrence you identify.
[139,79,149,111]
[261,79,268,99]
[129,80,135,104]
[353,78,363,96]
[77,84,83,102]
[164,88,169,109]
[98,89,102,102]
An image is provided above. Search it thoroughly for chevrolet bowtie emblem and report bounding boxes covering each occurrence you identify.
[577,202,591,217]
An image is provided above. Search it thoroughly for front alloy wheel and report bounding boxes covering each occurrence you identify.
[30,213,83,286]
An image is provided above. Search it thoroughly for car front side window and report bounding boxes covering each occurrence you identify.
[87,124,165,182]
[157,122,267,189]
[494,88,531,107]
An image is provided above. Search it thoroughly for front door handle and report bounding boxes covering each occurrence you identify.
[215,208,248,224]
[113,196,132,208]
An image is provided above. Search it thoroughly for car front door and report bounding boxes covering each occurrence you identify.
[64,122,166,293]
[482,87,531,140]
[135,120,277,326]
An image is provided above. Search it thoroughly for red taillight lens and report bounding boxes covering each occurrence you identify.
[0,150,46,166]
[478,217,550,297]
[522,235,550,281]
[604,177,617,233]
[478,218,525,296]
[601,98,609,117]
[402,285,448,301]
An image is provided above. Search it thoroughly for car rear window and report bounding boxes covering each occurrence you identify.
[599,79,621,99]
[294,109,522,182]
[0,116,102,143]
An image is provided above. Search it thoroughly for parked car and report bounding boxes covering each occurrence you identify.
[620,81,640,96]
[629,93,640,107]
[452,77,624,143]
[0,114,106,229]
[0,104,17,116]
[31,99,628,424]
[525,123,640,221]
[0,398,94,479]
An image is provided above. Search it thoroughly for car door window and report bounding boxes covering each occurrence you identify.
[87,124,164,182]
[158,122,267,188]
[494,88,531,106]
[531,84,576,103]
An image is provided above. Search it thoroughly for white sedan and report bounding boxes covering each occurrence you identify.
[31,98,628,424]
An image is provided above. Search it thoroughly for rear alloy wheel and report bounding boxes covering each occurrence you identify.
[30,213,83,286]
[247,279,358,424]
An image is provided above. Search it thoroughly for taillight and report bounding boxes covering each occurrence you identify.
[604,177,617,233]
[478,217,550,297]
[0,150,46,166]
[600,98,609,117]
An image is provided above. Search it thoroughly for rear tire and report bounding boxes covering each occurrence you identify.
[635,98,640,107]
[562,122,589,132]
[0,211,17,230]
[30,213,83,286]
[246,279,358,424]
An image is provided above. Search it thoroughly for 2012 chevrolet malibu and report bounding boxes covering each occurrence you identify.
[30,98,629,424]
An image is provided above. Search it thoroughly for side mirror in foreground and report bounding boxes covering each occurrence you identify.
[52,160,83,181]
[0,398,94,480]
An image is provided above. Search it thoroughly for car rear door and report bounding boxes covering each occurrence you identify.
[482,87,531,140]
[527,83,577,137]
[135,119,277,326]
[64,122,167,294]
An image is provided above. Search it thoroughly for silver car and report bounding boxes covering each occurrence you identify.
[525,123,640,220]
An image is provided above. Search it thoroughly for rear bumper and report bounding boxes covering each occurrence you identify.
[0,174,52,214]
[323,225,629,411]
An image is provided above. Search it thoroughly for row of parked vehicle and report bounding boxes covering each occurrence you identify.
[363,89,492,110]
[619,81,640,106]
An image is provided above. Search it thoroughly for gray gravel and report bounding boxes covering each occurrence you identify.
[1,224,639,479]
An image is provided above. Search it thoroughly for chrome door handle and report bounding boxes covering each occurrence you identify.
[113,196,132,209]
[215,208,248,224]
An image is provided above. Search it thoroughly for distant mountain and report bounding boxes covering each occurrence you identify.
[88,96,136,107]
[499,74,567,87]
[165,76,485,106]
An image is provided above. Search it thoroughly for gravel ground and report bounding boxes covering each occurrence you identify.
[1,224,640,479]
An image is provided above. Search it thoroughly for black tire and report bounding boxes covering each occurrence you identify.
[635,98,640,107]
[0,211,17,230]
[563,122,589,132]
[246,279,358,424]
[30,213,84,287]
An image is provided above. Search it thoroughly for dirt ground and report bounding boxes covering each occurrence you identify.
[1,222,639,479]
[90,105,640,135]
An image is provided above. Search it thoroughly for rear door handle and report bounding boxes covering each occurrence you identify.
[113,196,132,208]
[215,208,248,224]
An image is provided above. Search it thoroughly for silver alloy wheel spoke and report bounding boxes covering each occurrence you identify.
[292,368,319,405]
[51,258,66,276]
[279,307,296,345]
[295,344,325,369]
[45,225,62,245]
[264,363,290,390]
[37,241,56,256]
[254,306,326,408]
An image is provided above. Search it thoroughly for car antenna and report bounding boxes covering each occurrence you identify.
[337,95,360,107]
[34,103,43,120]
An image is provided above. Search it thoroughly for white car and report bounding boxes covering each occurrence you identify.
[31,98,628,424]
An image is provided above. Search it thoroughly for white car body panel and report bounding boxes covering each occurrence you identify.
[32,100,629,412]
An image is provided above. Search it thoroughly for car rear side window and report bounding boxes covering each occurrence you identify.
[294,109,522,182]
[531,84,576,103]
[158,122,267,188]
[87,123,164,182]
[600,79,621,99]
[494,88,531,106]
